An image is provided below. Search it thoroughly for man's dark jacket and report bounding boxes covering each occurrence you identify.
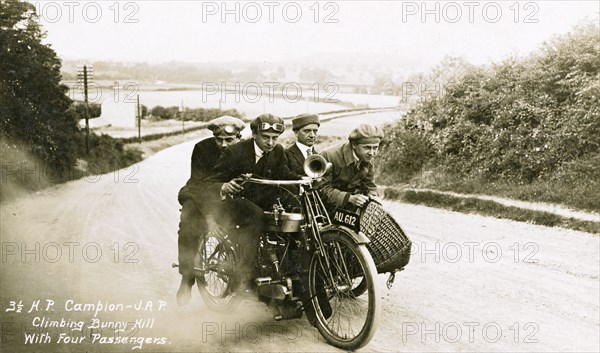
[285,143,307,177]
[178,137,222,211]
[205,138,296,210]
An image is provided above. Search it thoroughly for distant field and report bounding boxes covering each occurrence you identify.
[137,90,344,118]
[67,82,400,118]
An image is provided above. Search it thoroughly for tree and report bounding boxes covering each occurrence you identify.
[299,67,333,83]
[0,0,78,178]
[150,105,179,120]
[68,102,101,120]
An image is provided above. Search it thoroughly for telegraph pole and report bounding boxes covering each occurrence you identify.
[137,95,141,143]
[181,99,185,134]
[77,64,93,155]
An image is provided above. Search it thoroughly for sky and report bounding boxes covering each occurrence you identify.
[31,0,599,71]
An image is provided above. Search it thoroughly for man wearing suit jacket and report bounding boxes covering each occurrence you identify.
[286,113,320,177]
[176,116,245,306]
[205,113,296,293]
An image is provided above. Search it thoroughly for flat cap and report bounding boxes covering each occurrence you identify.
[292,114,320,130]
[207,116,245,135]
[250,113,285,134]
[348,124,384,144]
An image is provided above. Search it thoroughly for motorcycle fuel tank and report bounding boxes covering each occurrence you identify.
[264,212,304,233]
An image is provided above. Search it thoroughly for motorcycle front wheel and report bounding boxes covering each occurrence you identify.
[308,228,381,350]
[194,233,239,311]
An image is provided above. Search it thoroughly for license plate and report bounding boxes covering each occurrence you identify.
[332,208,360,232]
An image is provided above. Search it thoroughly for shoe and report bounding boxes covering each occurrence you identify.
[176,276,195,306]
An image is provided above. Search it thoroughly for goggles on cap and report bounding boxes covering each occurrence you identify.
[258,122,284,133]
[213,125,237,135]
[222,125,236,134]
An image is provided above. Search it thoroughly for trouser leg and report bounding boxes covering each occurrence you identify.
[177,200,207,280]
[226,198,265,277]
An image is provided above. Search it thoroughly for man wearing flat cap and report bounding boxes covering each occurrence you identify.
[318,123,384,211]
[204,113,296,294]
[176,115,245,306]
[286,113,321,177]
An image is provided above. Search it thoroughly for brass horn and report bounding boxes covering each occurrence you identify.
[303,154,331,178]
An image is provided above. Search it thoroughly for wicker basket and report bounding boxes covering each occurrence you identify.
[359,201,411,274]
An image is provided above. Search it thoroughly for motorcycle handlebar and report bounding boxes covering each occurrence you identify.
[238,174,313,186]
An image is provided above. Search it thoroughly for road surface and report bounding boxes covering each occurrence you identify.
[1,116,598,352]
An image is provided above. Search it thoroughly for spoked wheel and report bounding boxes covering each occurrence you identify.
[343,247,369,297]
[194,233,239,311]
[308,229,381,350]
[349,273,368,297]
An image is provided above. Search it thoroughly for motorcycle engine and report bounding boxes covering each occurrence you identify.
[259,234,302,277]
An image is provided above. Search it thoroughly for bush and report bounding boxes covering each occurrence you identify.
[73,133,143,178]
[148,105,244,122]
[379,22,600,186]
[376,124,436,184]
[180,107,244,122]
[68,101,101,119]
[150,106,179,120]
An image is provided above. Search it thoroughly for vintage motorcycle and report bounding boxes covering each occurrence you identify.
[186,155,410,350]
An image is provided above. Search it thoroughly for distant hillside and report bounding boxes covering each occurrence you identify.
[59,54,420,90]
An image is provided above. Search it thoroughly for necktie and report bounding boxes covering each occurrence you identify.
[256,150,268,164]
[307,148,313,156]
[257,150,268,164]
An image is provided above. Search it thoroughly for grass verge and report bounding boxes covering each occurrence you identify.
[124,129,207,160]
[404,171,600,214]
[383,187,600,235]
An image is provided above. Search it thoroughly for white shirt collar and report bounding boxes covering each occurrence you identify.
[254,141,265,163]
[352,149,360,163]
[352,150,371,169]
[296,141,312,159]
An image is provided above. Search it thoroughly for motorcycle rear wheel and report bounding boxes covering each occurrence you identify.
[308,229,381,350]
[194,233,239,311]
